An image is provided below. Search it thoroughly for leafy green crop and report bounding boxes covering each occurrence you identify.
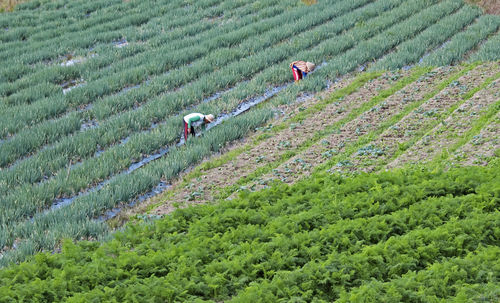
[0,163,498,302]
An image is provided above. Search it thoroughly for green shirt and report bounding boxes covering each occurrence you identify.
[184,113,206,129]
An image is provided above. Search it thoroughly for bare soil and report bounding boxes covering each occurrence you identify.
[255,66,460,185]
[453,112,499,166]
[388,62,500,168]
[466,0,500,15]
[122,63,499,221]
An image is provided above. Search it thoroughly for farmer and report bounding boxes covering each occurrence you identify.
[183,113,214,140]
[290,61,316,82]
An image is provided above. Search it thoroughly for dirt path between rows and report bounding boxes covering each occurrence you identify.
[388,62,500,168]
[453,111,499,166]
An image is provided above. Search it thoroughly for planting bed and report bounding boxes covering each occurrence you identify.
[141,62,499,217]
[1,0,500,271]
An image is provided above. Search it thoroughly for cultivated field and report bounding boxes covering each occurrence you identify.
[1,0,500,274]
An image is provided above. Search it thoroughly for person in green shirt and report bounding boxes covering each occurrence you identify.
[183,113,214,140]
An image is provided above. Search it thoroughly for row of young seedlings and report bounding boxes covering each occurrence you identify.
[219,67,438,198]
[0,0,385,186]
[0,0,467,264]
[0,0,301,162]
[370,3,481,71]
[0,0,284,136]
[346,64,499,173]
[419,14,500,66]
[315,64,483,175]
[211,11,482,199]
[0,0,393,220]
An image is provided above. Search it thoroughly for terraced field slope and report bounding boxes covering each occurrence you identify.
[1,0,500,266]
[138,62,499,215]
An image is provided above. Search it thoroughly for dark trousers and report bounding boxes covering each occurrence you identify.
[184,121,195,141]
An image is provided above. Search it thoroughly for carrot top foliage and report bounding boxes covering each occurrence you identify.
[0,162,498,302]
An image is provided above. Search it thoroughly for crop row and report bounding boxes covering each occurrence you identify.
[314,64,480,175]
[0,0,267,95]
[218,64,473,199]
[0,163,497,301]
[369,3,481,70]
[0,0,446,216]
[468,27,500,62]
[420,14,500,66]
[0,0,188,61]
[272,0,463,105]
[0,0,308,162]
[0,0,440,213]
[0,0,234,94]
[338,245,500,302]
[0,106,274,265]
[0,0,228,84]
[0,0,289,160]
[344,63,498,170]
[0,0,394,191]
[0,0,286,135]
[0,0,123,33]
[0,0,396,224]
[0,0,469,263]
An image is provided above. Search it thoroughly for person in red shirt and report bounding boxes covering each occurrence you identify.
[290,61,316,82]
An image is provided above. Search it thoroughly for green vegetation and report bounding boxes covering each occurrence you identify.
[1,0,499,265]
[0,163,498,302]
[420,15,500,66]
[469,29,500,62]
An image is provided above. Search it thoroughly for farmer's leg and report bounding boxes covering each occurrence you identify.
[292,65,302,81]
[292,66,299,81]
[184,121,189,140]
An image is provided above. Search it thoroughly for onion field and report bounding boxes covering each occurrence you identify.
[1,0,500,271]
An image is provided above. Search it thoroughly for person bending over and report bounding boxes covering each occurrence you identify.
[183,113,214,140]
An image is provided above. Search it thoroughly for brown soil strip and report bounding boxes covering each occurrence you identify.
[452,112,499,166]
[352,62,500,171]
[251,66,460,186]
[387,63,500,168]
[466,0,500,15]
[149,71,406,215]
